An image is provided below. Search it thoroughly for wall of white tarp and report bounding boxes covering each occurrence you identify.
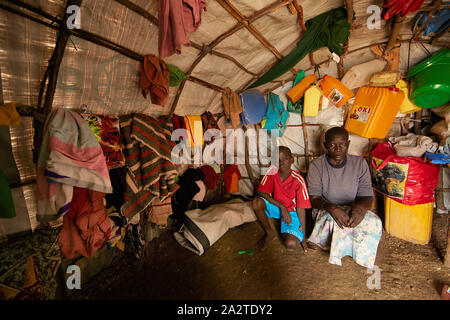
[0,0,448,236]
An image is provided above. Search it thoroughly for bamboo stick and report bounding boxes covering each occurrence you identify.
[187,75,225,93]
[300,113,310,171]
[216,0,297,75]
[386,15,406,52]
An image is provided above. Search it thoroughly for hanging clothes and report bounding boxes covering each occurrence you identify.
[158,0,207,59]
[224,165,241,193]
[262,93,290,137]
[119,114,179,219]
[222,87,243,129]
[147,196,173,229]
[200,165,220,189]
[383,0,425,20]
[140,54,170,106]
[184,115,204,146]
[247,8,350,89]
[168,64,187,86]
[36,108,112,224]
[58,187,111,259]
[201,111,220,144]
[80,113,125,169]
[0,103,20,126]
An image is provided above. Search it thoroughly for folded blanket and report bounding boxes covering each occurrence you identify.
[37,108,112,223]
[173,199,257,255]
[120,113,179,219]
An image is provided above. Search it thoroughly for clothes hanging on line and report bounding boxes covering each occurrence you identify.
[119,113,179,219]
[140,54,170,106]
[80,113,125,169]
[158,0,207,59]
[36,108,112,224]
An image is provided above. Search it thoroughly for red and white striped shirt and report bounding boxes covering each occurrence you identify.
[257,167,311,211]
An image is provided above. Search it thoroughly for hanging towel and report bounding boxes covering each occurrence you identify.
[59,187,111,259]
[247,8,350,89]
[80,113,125,169]
[140,54,170,106]
[158,0,207,59]
[0,168,16,218]
[222,87,243,129]
[168,64,187,86]
[0,103,20,126]
[262,93,290,137]
[119,114,179,219]
[184,115,204,147]
[36,108,112,224]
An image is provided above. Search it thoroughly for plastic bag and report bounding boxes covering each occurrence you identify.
[371,142,440,205]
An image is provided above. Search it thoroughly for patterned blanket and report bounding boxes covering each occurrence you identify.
[119,113,179,219]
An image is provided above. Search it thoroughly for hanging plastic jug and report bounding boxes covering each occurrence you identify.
[345,86,404,139]
[318,75,354,108]
[286,74,317,103]
[395,80,421,114]
[303,85,322,117]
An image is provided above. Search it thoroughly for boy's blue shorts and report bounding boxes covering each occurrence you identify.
[260,197,304,242]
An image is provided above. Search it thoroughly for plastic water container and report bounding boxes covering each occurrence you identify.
[341,59,387,90]
[344,86,404,139]
[318,75,354,108]
[303,85,322,117]
[396,80,421,114]
[408,48,450,108]
[286,74,317,103]
[384,196,434,245]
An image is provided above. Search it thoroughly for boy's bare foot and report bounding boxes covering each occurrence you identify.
[257,232,278,250]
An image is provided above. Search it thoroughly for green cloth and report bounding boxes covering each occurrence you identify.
[0,168,15,218]
[247,7,350,89]
[167,64,187,87]
[287,70,305,114]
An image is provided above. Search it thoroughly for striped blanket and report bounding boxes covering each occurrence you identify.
[36,108,112,224]
[119,113,179,219]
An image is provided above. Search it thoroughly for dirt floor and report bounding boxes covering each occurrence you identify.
[68,210,450,300]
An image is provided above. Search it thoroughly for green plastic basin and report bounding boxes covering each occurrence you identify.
[407,48,450,108]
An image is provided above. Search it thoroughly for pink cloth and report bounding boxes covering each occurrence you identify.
[59,187,111,259]
[158,0,207,59]
[193,180,206,201]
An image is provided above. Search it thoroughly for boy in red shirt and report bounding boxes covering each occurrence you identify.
[252,146,313,252]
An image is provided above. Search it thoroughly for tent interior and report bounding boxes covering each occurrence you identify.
[0,0,449,300]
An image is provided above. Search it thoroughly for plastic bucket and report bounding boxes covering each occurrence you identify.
[408,48,450,108]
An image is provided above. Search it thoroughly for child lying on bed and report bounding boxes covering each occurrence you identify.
[252,146,314,252]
